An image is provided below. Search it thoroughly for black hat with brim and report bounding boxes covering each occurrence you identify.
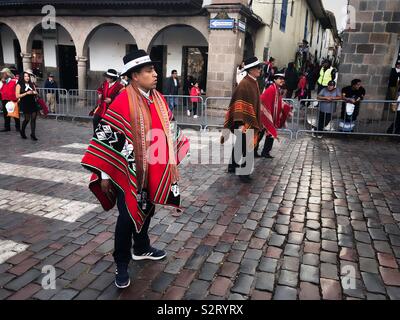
[103,69,119,78]
[120,49,159,76]
[243,56,264,71]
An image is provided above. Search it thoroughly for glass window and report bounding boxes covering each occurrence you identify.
[280,0,288,32]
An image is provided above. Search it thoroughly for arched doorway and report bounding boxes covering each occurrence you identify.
[83,24,137,89]
[148,25,208,93]
[0,23,23,73]
[27,23,78,90]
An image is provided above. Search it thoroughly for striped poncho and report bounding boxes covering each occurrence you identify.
[81,85,189,232]
[220,75,261,147]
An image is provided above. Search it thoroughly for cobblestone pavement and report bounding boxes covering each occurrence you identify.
[0,118,400,300]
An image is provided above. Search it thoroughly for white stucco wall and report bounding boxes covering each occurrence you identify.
[152,26,208,77]
[88,26,136,72]
[1,26,16,64]
[253,0,333,69]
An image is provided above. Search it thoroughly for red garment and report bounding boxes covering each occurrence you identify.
[81,89,189,232]
[189,86,201,103]
[0,78,17,101]
[95,80,124,117]
[260,84,292,138]
[298,75,307,90]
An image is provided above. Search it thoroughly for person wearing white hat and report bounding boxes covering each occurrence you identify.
[256,73,292,157]
[81,49,189,289]
[91,68,124,131]
[0,67,20,132]
[221,56,264,183]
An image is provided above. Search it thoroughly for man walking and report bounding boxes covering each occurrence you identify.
[81,50,189,289]
[221,56,263,183]
[92,69,124,132]
[165,69,180,111]
[256,73,292,158]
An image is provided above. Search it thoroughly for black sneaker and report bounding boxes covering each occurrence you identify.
[262,153,274,159]
[115,263,130,289]
[132,247,166,261]
[227,165,236,173]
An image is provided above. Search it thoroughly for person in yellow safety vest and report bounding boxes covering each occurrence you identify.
[317,60,336,93]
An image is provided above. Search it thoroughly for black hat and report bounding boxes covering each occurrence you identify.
[327,80,336,86]
[242,56,263,71]
[273,73,286,80]
[120,49,157,76]
[103,69,118,78]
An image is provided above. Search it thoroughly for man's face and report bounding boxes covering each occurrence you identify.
[396,64,400,69]
[248,65,262,78]
[274,77,285,88]
[327,84,335,91]
[132,65,157,90]
[105,76,113,83]
[353,82,361,90]
[172,71,178,79]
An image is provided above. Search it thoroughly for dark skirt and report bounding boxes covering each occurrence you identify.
[19,96,40,114]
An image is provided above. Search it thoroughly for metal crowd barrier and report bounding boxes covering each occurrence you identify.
[5,87,399,140]
[163,94,204,130]
[203,97,231,131]
[67,89,99,120]
[36,88,69,118]
[203,97,297,139]
[296,99,400,138]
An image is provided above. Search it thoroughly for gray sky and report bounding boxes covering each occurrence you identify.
[322,0,348,32]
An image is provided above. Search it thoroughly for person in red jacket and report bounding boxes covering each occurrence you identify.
[92,69,124,132]
[189,80,201,119]
[255,73,292,158]
[295,72,308,106]
[0,68,20,132]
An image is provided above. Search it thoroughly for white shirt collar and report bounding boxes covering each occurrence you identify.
[396,68,400,73]
[138,87,151,99]
[108,81,115,88]
[248,74,257,81]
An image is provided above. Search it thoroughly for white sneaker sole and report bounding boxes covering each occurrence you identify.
[115,278,131,289]
[131,253,166,261]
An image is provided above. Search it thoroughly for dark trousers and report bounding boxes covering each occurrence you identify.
[2,100,20,131]
[317,111,332,131]
[228,131,254,176]
[286,89,294,99]
[387,111,400,134]
[191,102,198,116]
[113,189,153,265]
[256,130,274,156]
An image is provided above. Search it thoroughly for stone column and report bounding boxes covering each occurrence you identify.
[20,52,32,71]
[338,0,400,119]
[76,55,88,95]
[206,5,246,100]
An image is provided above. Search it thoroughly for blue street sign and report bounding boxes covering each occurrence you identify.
[209,19,235,30]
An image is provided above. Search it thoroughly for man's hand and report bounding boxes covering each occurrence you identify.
[104,98,112,104]
[101,179,114,200]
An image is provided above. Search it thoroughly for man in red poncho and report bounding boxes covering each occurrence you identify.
[91,68,124,132]
[81,50,189,289]
[255,73,292,158]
